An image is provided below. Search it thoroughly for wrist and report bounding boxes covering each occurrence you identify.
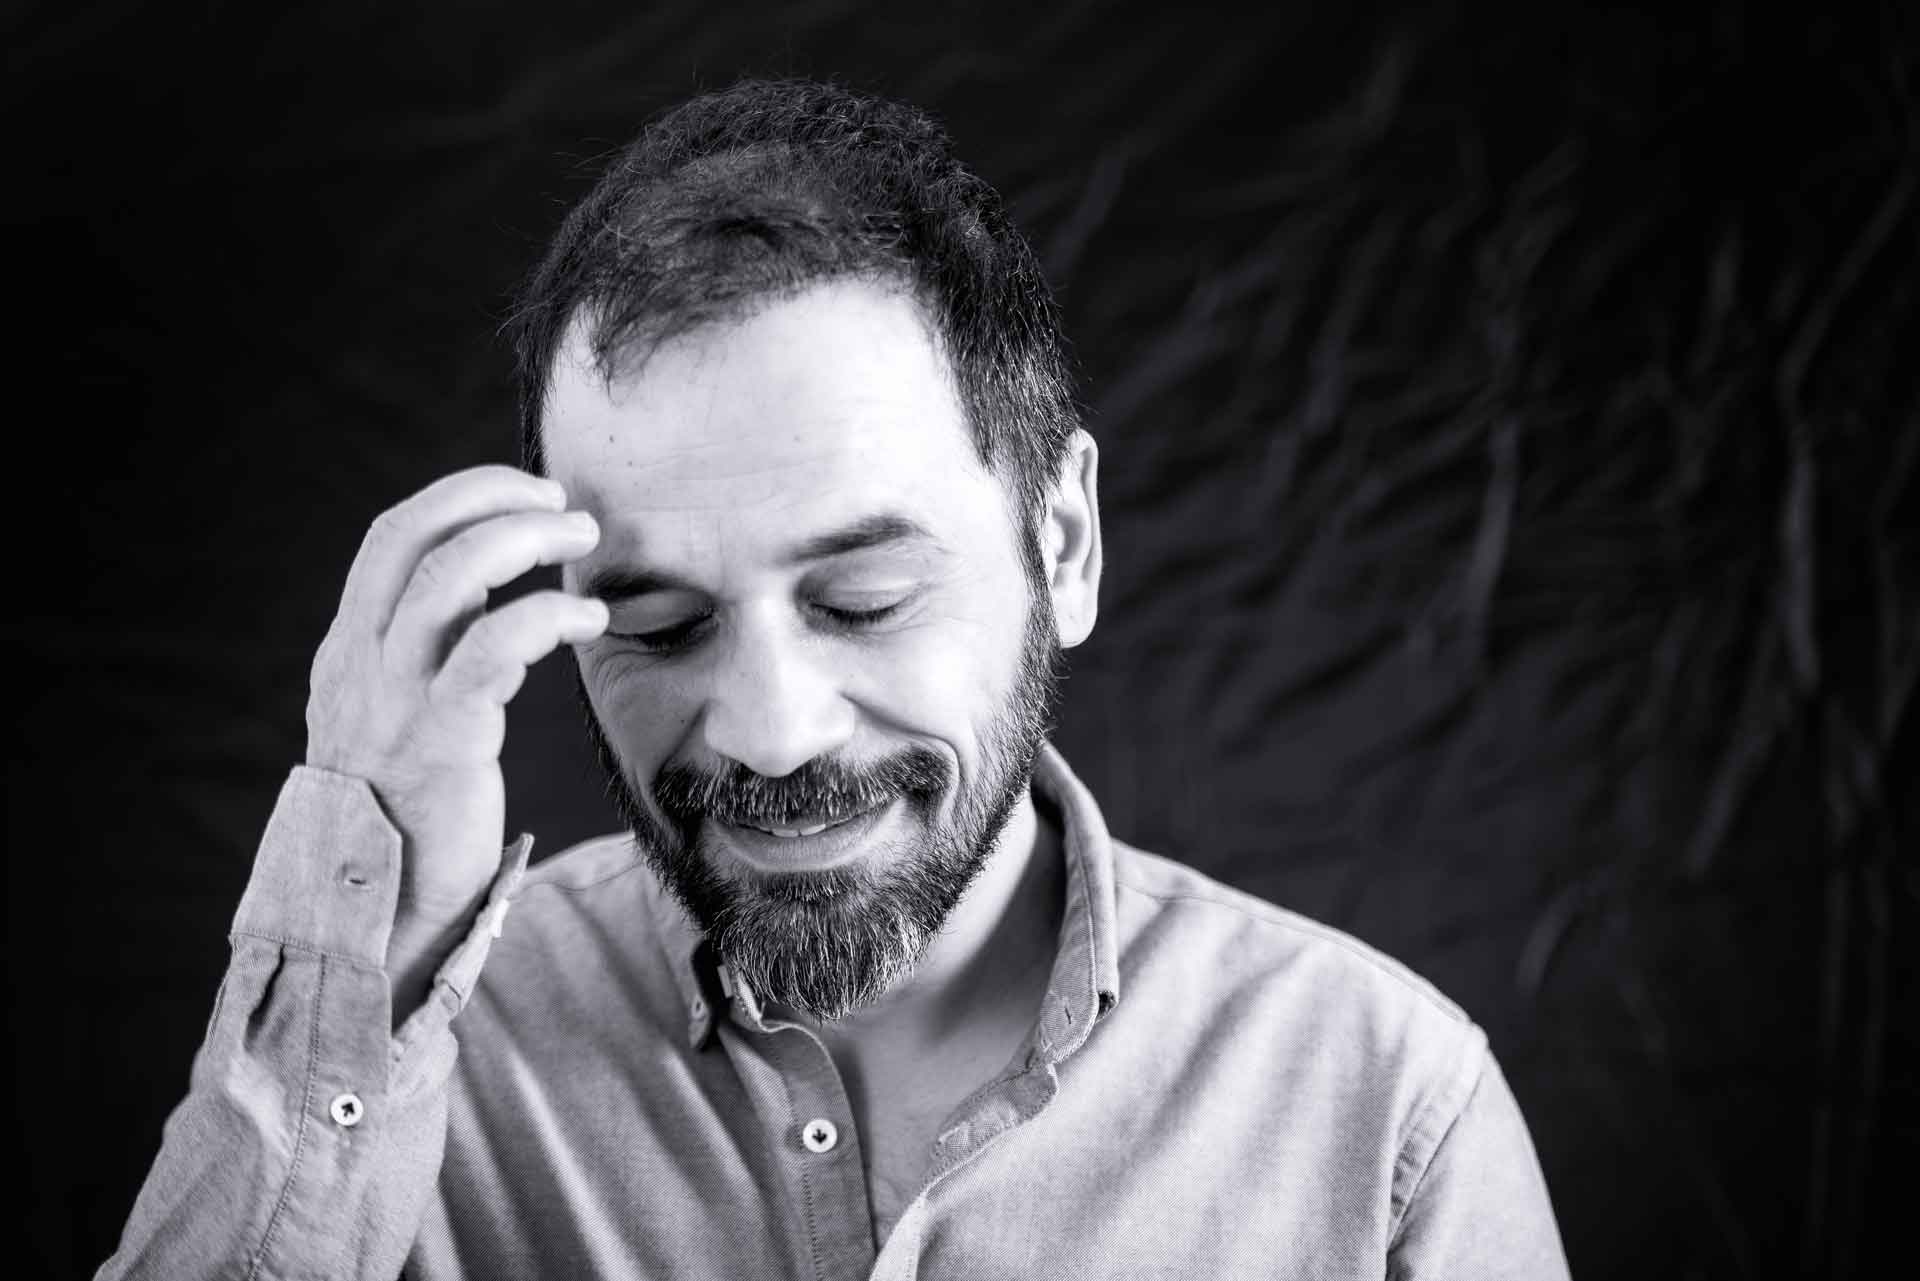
[386,896,483,1012]
[389,889,483,961]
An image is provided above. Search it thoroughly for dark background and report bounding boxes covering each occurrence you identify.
[6,1,1915,1277]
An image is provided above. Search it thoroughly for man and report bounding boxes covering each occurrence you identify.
[101,79,1569,1279]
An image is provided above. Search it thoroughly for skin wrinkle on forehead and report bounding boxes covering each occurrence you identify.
[556,424,981,531]
[553,316,1006,610]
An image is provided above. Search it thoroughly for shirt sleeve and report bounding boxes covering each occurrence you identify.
[94,765,532,1281]
[1386,1043,1572,1280]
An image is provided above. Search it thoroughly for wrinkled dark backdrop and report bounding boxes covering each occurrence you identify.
[5,1,1914,1277]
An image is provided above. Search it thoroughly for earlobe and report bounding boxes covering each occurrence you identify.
[1046,429,1103,649]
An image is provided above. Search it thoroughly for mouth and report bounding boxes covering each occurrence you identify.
[716,798,896,872]
[739,812,865,838]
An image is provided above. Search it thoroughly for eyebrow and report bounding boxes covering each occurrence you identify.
[581,513,944,603]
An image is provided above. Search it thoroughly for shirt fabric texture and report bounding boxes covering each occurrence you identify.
[99,742,1570,1279]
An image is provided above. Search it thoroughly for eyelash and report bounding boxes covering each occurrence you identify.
[621,603,905,655]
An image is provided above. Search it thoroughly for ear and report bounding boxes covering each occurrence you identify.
[1039,429,1103,648]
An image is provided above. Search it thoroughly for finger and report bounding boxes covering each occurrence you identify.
[431,590,609,707]
[343,466,568,626]
[385,509,601,676]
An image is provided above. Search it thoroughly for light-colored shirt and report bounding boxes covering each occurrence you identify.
[99,742,1569,1279]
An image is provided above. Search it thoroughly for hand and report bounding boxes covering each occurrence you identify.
[304,465,608,930]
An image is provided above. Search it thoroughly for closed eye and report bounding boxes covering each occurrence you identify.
[626,614,711,654]
[818,602,904,628]
[618,601,907,655]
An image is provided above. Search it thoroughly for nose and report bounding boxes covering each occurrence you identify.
[699,609,856,779]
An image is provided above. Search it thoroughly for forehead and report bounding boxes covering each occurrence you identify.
[541,280,996,542]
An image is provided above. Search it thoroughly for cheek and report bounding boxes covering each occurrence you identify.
[578,647,700,760]
[865,615,1015,747]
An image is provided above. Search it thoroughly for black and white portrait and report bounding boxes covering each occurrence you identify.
[7,3,1913,1278]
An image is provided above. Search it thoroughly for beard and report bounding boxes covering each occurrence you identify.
[580,578,1064,1023]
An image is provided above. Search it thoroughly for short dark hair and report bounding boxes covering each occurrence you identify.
[503,78,1082,568]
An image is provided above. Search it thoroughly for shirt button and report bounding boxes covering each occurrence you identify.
[328,1092,365,1128]
[801,1118,838,1153]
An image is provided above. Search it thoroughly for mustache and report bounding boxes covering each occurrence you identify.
[572,673,949,830]
[653,748,950,828]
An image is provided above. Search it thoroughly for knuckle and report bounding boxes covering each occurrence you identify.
[310,624,351,683]
[441,620,503,691]
[411,543,456,595]
[309,633,334,680]
[446,609,535,696]
[478,610,533,672]
[427,660,478,710]
[472,462,526,485]
[464,608,508,658]
[367,505,411,546]
[496,665,528,702]
[354,512,408,574]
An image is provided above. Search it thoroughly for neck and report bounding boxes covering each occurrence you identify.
[776,788,1065,1051]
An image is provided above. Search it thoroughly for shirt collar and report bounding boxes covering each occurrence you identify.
[665,740,1122,1053]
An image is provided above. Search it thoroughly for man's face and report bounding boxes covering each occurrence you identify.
[545,279,1065,1021]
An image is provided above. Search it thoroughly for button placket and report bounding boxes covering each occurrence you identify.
[733,1016,875,1274]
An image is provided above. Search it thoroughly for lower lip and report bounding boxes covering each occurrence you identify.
[717,799,897,873]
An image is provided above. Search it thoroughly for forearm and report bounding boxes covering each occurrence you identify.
[390,902,485,1027]
[95,767,529,1280]
[95,937,457,1281]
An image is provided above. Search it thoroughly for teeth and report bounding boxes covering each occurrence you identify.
[752,815,850,838]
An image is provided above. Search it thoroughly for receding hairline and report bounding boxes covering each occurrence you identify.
[534,271,960,458]
[532,274,1053,585]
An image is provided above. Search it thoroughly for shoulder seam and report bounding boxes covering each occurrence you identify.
[1387,1027,1490,1245]
[1112,873,1470,1025]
